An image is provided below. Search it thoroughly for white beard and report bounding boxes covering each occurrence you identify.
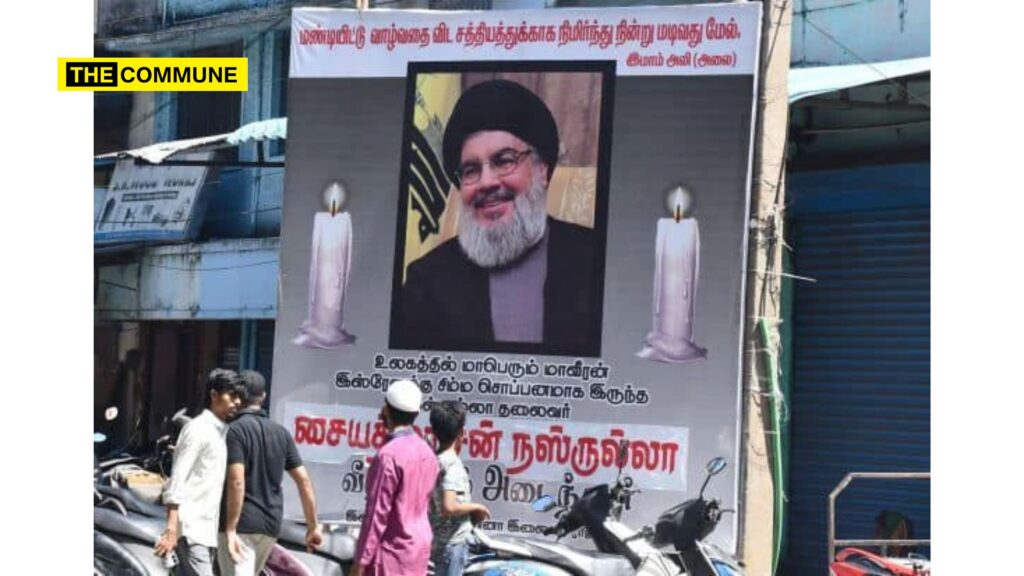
[458,169,548,269]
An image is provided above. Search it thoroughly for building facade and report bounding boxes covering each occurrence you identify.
[92,1,930,574]
[782,1,930,573]
[94,0,293,441]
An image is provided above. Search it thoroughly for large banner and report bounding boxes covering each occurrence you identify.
[276,5,761,552]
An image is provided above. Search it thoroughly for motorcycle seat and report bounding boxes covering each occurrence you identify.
[278,520,355,562]
[96,484,166,518]
[94,529,151,575]
[473,531,633,576]
[94,507,165,545]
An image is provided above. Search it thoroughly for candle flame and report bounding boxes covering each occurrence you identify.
[323,181,348,215]
[665,185,694,221]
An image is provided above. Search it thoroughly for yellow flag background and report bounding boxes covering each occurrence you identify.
[402,72,602,281]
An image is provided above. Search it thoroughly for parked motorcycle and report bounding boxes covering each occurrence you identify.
[94,498,172,575]
[462,450,743,576]
[94,528,153,575]
[830,547,931,576]
[647,457,744,576]
[93,407,355,576]
[97,408,190,478]
[94,497,356,575]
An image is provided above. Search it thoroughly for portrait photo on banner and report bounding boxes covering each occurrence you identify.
[388,61,615,358]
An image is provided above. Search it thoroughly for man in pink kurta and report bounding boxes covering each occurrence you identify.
[352,380,440,576]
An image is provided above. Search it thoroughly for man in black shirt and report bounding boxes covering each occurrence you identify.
[218,370,323,575]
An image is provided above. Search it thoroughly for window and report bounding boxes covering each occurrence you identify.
[95,93,132,156]
[270,30,289,157]
[176,43,243,140]
[218,321,242,371]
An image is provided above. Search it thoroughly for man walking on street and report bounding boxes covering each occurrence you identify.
[218,370,323,575]
[155,368,243,576]
[352,379,439,576]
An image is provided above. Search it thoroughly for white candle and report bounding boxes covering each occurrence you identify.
[658,218,698,339]
[294,211,356,349]
[638,210,706,363]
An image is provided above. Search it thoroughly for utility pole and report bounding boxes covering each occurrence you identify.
[738,1,793,575]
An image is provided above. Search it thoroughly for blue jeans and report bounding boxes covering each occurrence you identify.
[176,538,215,576]
[438,541,470,576]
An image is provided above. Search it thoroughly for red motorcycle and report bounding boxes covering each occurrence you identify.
[828,476,931,576]
[830,547,931,576]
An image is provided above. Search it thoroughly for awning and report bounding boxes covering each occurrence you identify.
[227,117,287,146]
[95,117,287,166]
[788,57,930,104]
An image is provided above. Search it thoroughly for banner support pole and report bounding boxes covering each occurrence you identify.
[738,1,793,575]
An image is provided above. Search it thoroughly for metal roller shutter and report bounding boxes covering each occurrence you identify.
[782,164,930,575]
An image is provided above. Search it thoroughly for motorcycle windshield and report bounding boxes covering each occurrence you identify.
[713,560,740,576]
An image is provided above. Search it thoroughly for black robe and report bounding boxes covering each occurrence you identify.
[392,218,602,357]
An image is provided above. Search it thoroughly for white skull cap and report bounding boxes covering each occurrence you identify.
[385,379,422,413]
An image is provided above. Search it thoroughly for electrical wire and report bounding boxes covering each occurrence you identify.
[762,0,792,80]
[140,259,278,272]
[800,16,931,109]
[97,249,281,273]
[98,279,139,292]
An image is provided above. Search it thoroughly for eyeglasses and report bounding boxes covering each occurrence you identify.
[454,148,533,186]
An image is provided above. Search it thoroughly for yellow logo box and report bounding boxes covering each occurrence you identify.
[58,58,248,92]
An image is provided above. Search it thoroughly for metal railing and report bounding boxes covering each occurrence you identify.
[828,472,931,562]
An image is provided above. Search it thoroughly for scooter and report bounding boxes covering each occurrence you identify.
[646,457,744,576]
[462,449,743,576]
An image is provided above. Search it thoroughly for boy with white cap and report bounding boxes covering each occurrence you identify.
[351,379,440,576]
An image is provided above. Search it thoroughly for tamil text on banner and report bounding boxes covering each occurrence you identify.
[274,4,761,552]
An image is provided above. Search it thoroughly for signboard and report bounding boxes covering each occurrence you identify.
[94,153,213,244]
[275,4,761,552]
[291,7,760,78]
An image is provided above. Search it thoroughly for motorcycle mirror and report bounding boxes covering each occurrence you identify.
[705,457,727,477]
[616,440,630,469]
[698,457,728,499]
[93,432,107,444]
[531,495,557,513]
[171,407,190,428]
[104,406,119,421]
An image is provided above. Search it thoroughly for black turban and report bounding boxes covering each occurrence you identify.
[442,79,559,182]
